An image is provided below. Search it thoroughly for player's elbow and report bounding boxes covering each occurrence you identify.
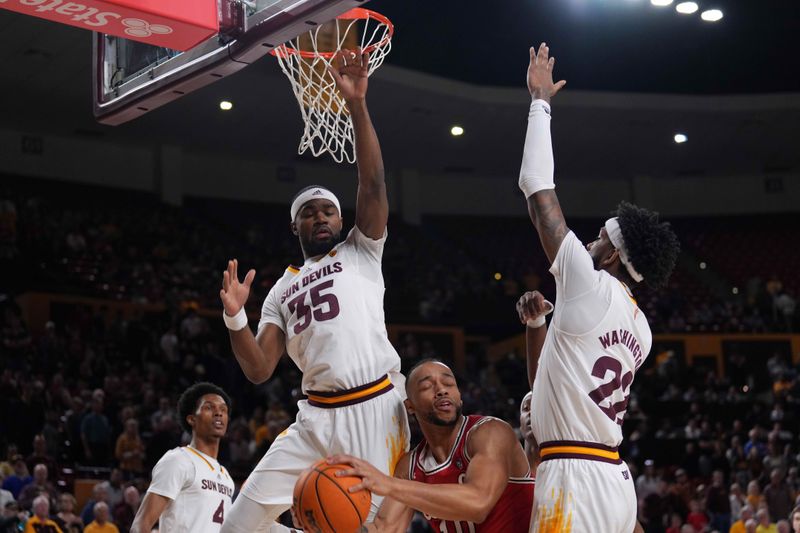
[244,367,272,384]
[465,498,495,524]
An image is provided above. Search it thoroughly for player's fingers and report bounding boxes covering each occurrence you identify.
[361,48,370,69]
[335,468,359,478]
[554,80,567,92]
[222,270,230,292]
[529,46,536,61]
[243,269,256,289]
[547,57,555,71]
[232,258,239,281]
[348,481,367,493]
[328,454,355,465]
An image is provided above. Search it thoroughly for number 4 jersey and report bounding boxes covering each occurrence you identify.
[531,230,653,448]
[146,446,234,533]
[258,226,401,392]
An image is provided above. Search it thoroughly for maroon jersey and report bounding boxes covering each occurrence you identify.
[409,415,535,533]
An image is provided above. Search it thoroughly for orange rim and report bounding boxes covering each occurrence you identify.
[271,8,393,59]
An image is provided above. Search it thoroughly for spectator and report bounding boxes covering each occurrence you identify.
[686,498,709,532]
[733,506,756,533]
[757,508,778,533]
[790,505,800,533]
[103,471,124,510]
[114,421,144,477]
[731,483,747,521]
[23,495,61,533]
[777,519,790,533]
[705,470,731,531]
[25,436,57,475]
[1,501,26,533]
[53,493,83,533]
[80,398,111,467]
[748,480,765,510]
[1,457,30,499]
[80,484,108,526]
[112,487,139,533]
[83,502,118,533]
[765,469,794,523]
[637,459,662,500]
[148,398,176,432]
[18,465,57,512]
[0,474,13,511]
[665,513,682,533]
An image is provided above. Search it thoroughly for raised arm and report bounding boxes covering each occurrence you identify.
[329,50,388,239]
[333,420,517,524]
[519,43,568,264]
[515,290,552,388]
[130,492,171,533]
[220,259,285,383]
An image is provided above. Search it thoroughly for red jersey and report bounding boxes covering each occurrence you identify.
[409,415,535,533]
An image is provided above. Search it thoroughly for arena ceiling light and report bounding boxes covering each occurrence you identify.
[450,125,464,136]
[674,133,688,143]
[701,9,723,21]
[675,2,699,14]
[650,0,674,6]
[219,100,233,111]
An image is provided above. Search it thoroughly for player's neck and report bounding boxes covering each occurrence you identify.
[189,435,220,460]
[421,415,465,464]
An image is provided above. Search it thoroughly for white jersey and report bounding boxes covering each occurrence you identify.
[258,226,401,392]
[146,446,234,533]
[531,231,652,447]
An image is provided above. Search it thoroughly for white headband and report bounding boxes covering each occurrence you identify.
[604,217,644,283]
[290,187,341,221]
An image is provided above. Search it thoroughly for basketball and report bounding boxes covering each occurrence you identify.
[292,459,372,533]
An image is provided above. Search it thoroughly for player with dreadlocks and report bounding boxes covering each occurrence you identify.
[517,42,680,533]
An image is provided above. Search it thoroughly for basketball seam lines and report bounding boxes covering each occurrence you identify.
[318,467,366,524]
[314,468,337,532]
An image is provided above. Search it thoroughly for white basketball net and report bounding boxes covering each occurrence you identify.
[273,9,393,164]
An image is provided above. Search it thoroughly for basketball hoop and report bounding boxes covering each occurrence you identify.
[272,8,393,164]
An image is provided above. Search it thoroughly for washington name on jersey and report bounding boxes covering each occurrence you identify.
[409,415,534,533]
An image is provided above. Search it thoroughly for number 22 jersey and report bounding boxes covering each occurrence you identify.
[258,226,401,392]
[531,231,653,448]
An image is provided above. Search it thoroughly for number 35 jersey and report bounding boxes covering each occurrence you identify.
[258,226,401,392]
[530,231,652,448]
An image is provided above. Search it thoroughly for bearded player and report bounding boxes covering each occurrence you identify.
[331,359,536,533]
[218,49,409,533]
[130,383,234,533]
[518,42,680,532]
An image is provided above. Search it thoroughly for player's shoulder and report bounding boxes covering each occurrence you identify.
[155,447,194,470]
[465,416,518,451]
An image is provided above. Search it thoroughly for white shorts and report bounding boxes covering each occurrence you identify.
[240,376,410,520]
[531,457,636,533]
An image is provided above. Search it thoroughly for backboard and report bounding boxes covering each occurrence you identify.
[93,0,367,125]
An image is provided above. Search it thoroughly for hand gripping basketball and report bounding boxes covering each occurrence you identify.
[293,458,372,533]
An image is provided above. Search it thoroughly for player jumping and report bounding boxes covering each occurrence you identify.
[517,42,680,532]
[218,49,409,533]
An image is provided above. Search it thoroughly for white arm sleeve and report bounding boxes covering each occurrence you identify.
[518,99,555,198]
[147,450,194,500]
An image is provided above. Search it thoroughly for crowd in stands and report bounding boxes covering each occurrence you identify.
[1,178,799,532]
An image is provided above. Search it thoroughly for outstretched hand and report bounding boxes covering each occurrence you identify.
[328,454,395,496]
[219,259,255,317]
[328,48,370,102]
[527,42,566,102]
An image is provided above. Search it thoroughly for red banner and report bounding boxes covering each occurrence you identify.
[0,0,218,51]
